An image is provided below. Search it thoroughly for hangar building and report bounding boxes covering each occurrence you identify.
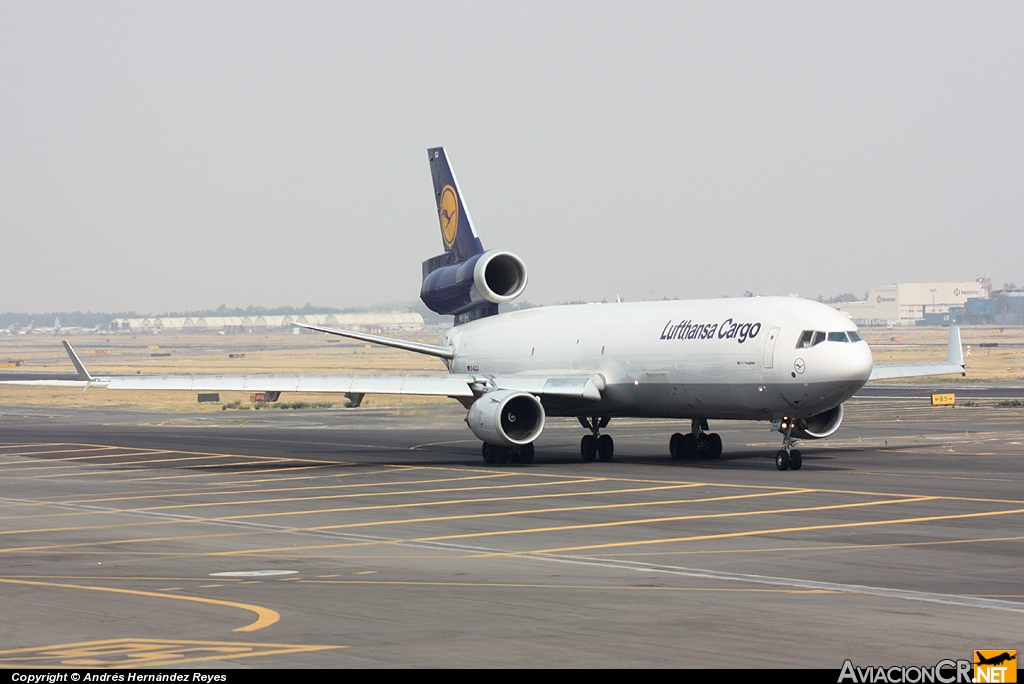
[835,279,989,326]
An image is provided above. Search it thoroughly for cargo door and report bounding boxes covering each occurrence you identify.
[761,327,781,369]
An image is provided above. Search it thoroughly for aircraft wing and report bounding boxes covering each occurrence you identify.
[103,374,476,396]
[491,375,604,401]
[869,325,966,380]
[4,341,608,403]
[0,372,476,397]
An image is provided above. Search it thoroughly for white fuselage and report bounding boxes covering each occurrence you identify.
[447,297,873,421]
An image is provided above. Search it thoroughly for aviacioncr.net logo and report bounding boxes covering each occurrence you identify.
[839,659,973,683]
[439,185,459,249]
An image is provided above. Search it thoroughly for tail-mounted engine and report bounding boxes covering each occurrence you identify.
[420,249,528,317]
[467,389,545,447]
[779,404,844,440]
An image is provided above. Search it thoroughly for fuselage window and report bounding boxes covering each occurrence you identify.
[796,330,814,349]
[848,331,863,342]
[828,331,849,343]
[812,331,826,346]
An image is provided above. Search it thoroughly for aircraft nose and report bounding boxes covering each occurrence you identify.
[848,341,874,381]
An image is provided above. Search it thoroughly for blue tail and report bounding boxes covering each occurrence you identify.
[427,147,485,261]
[420,148,528,325]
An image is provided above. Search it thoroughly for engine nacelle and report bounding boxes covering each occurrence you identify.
[780,404,844,440]
[466,389,545,447]
[420,249,528,315]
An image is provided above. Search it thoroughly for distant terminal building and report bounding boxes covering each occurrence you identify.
[835,279,990,326]
[110,312,425,334]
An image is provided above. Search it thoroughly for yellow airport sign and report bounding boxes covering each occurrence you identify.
[931,393,955,406]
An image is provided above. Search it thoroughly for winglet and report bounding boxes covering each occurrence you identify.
[62,340,93,382]
[947,325,965,368]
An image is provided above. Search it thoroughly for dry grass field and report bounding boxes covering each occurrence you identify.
[1,324,1021,412]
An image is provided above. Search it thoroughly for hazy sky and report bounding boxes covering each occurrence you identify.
[2,2,1021,313]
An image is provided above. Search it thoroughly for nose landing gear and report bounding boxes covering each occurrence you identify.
[669,419,722,460]
[579,416,613,461]
[774,418,802,471]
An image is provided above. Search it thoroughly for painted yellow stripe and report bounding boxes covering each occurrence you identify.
[207,491,913,557]
[521,506,1024,555]
[26,458,302,479]
[296,579,833,593]
[0,484,770,539]
[0,578,278,632]
[1,449,175,463]
[0,445,122,459]
[594,533,1024,558]
[0,472,555,516]
[2,480,698,522]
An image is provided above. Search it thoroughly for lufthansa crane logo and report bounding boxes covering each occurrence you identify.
[439,185,459,249]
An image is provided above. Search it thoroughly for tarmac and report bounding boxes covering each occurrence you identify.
[1,387,1022,667]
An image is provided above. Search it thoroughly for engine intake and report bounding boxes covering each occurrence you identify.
[782,404,844,440]
[421,249,528,315]
[467,389,545,447]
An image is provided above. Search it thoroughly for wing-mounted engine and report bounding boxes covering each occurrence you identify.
[779,404,844,439]
[467,389,545,447]
[420,249,528,317]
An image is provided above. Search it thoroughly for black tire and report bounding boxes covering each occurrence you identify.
[790,449,802,470]
[597,434,614,461]
[775,449,790,471]
[482,443,496,464]
[707,433,723,459]
[581,435,597,462]
[494,446,510,465]
[669,433,684,459]
[509,443,534,465]
[681,433,698,460]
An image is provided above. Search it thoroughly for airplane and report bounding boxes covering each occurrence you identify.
[15,147,966,470]
[975,652,1016,667]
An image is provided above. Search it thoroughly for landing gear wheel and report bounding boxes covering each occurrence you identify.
[494,447,510,465]
[597,434,614,461]
[681,433,698,460]
[775,450,790,471]
[512,443,535,465]
[707,433,723,459]
[482,443,496,464]
[669,433,685,459]
[581,435,597,462]
[789,449,802,470]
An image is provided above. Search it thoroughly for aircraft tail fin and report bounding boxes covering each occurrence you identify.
[427,147,485,261]
[947,325,964,366]
[62,340,93,383]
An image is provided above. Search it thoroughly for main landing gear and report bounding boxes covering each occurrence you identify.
[774,418,802,471]
[482,442,534,465]
[578,416,614,462]
[669,419,722,460]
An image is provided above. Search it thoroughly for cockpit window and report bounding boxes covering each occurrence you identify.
[828,331,849,343]
[848,330,863,342]
[812,331,826,346]
[796,330,814,349]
